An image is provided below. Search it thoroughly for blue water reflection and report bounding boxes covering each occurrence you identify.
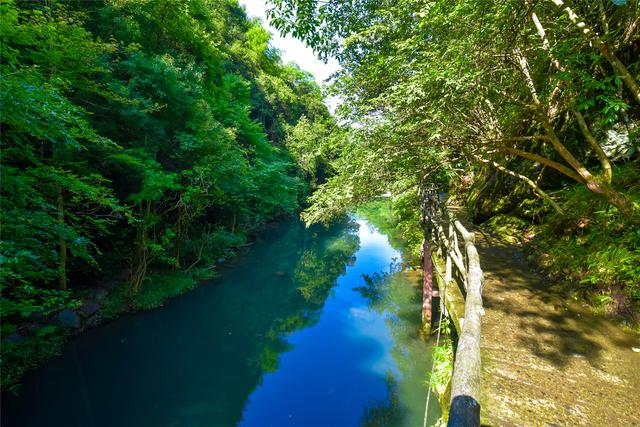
[2,217,440,427]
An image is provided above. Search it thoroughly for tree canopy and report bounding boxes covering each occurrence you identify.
[0,0,341,322]
[267,0,639,223]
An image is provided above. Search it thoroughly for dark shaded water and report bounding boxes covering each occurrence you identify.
[2,217,440,426]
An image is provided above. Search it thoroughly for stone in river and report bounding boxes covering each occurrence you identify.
[57,309,81,328]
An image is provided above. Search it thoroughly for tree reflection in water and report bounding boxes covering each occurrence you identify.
[255,218,360,375]
[355,259,439,426]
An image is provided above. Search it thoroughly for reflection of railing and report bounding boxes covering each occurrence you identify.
[418,187,484,427]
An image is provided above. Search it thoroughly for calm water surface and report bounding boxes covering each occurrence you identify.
[2,217,440,426]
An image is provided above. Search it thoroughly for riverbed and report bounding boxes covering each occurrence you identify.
[2,216,440,426]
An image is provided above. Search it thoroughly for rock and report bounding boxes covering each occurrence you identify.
[601,121,638,161]
[79,300,101,318]
[94,288,109,302]
[83,314,103,328]
[57,309,80,328]
[3,332,25,344]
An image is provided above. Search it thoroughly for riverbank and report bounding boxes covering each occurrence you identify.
[1,219,281,394]
[1,269,208,394]
[2,215,440,427]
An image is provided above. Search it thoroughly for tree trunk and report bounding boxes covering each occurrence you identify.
[515,48,637,219]
[573,110,612,183]
[530,11,614,184]
[501,147,583,183]
[473,153,565,215]
[549,0,640,105]
[174,197,184,271]
[536,108,636,218]
[130,202,151,293]
[231,212,237,234]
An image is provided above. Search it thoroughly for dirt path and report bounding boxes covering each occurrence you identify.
[468,229,640,426]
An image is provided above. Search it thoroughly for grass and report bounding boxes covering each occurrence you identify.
[1,325,70,394]
[429,338,454,396]
[426,317,454,424]
[428,316,454,397]
[533,165,640,321]
[130,272,202,311]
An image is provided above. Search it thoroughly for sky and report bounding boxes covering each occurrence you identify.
[237,0,341,110]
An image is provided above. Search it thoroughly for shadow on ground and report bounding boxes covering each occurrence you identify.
[450,212,640,426]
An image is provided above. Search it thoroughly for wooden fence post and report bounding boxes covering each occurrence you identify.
[423,239,433,326]
[419,186,484,427]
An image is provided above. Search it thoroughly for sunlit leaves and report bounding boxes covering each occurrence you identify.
[1,0,334,297]
[269,0,639,225]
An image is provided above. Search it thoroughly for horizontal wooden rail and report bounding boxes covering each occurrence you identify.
[418,187,484,427]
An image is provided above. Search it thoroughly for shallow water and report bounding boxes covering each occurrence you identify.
[2,217,440,426]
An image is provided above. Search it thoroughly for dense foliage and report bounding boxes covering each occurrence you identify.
[0,0,340,389]
[2,0,639,394]
[267,0,639,307]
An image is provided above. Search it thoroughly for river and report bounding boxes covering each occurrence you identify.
[2,216,440,426]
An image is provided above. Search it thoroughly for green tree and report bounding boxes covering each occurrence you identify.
[267,0,639,220]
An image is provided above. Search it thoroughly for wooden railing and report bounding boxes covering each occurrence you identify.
[418,188,484,427]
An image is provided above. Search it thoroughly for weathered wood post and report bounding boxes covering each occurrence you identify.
[419,185,434,328]
[422,239,433,326]
[419,183,484,426]
[448,222,484,427]
[446,224,453,282]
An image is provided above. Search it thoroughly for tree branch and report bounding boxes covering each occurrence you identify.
[472,153,564,214]
[573,110,612,183]
[549,0,640,105]
[500,146,583,183]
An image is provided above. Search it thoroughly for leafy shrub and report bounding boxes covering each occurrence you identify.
[427,318,454,398]
[1,325,69,394]
[534,163,640,313]
[130,273,200,311]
